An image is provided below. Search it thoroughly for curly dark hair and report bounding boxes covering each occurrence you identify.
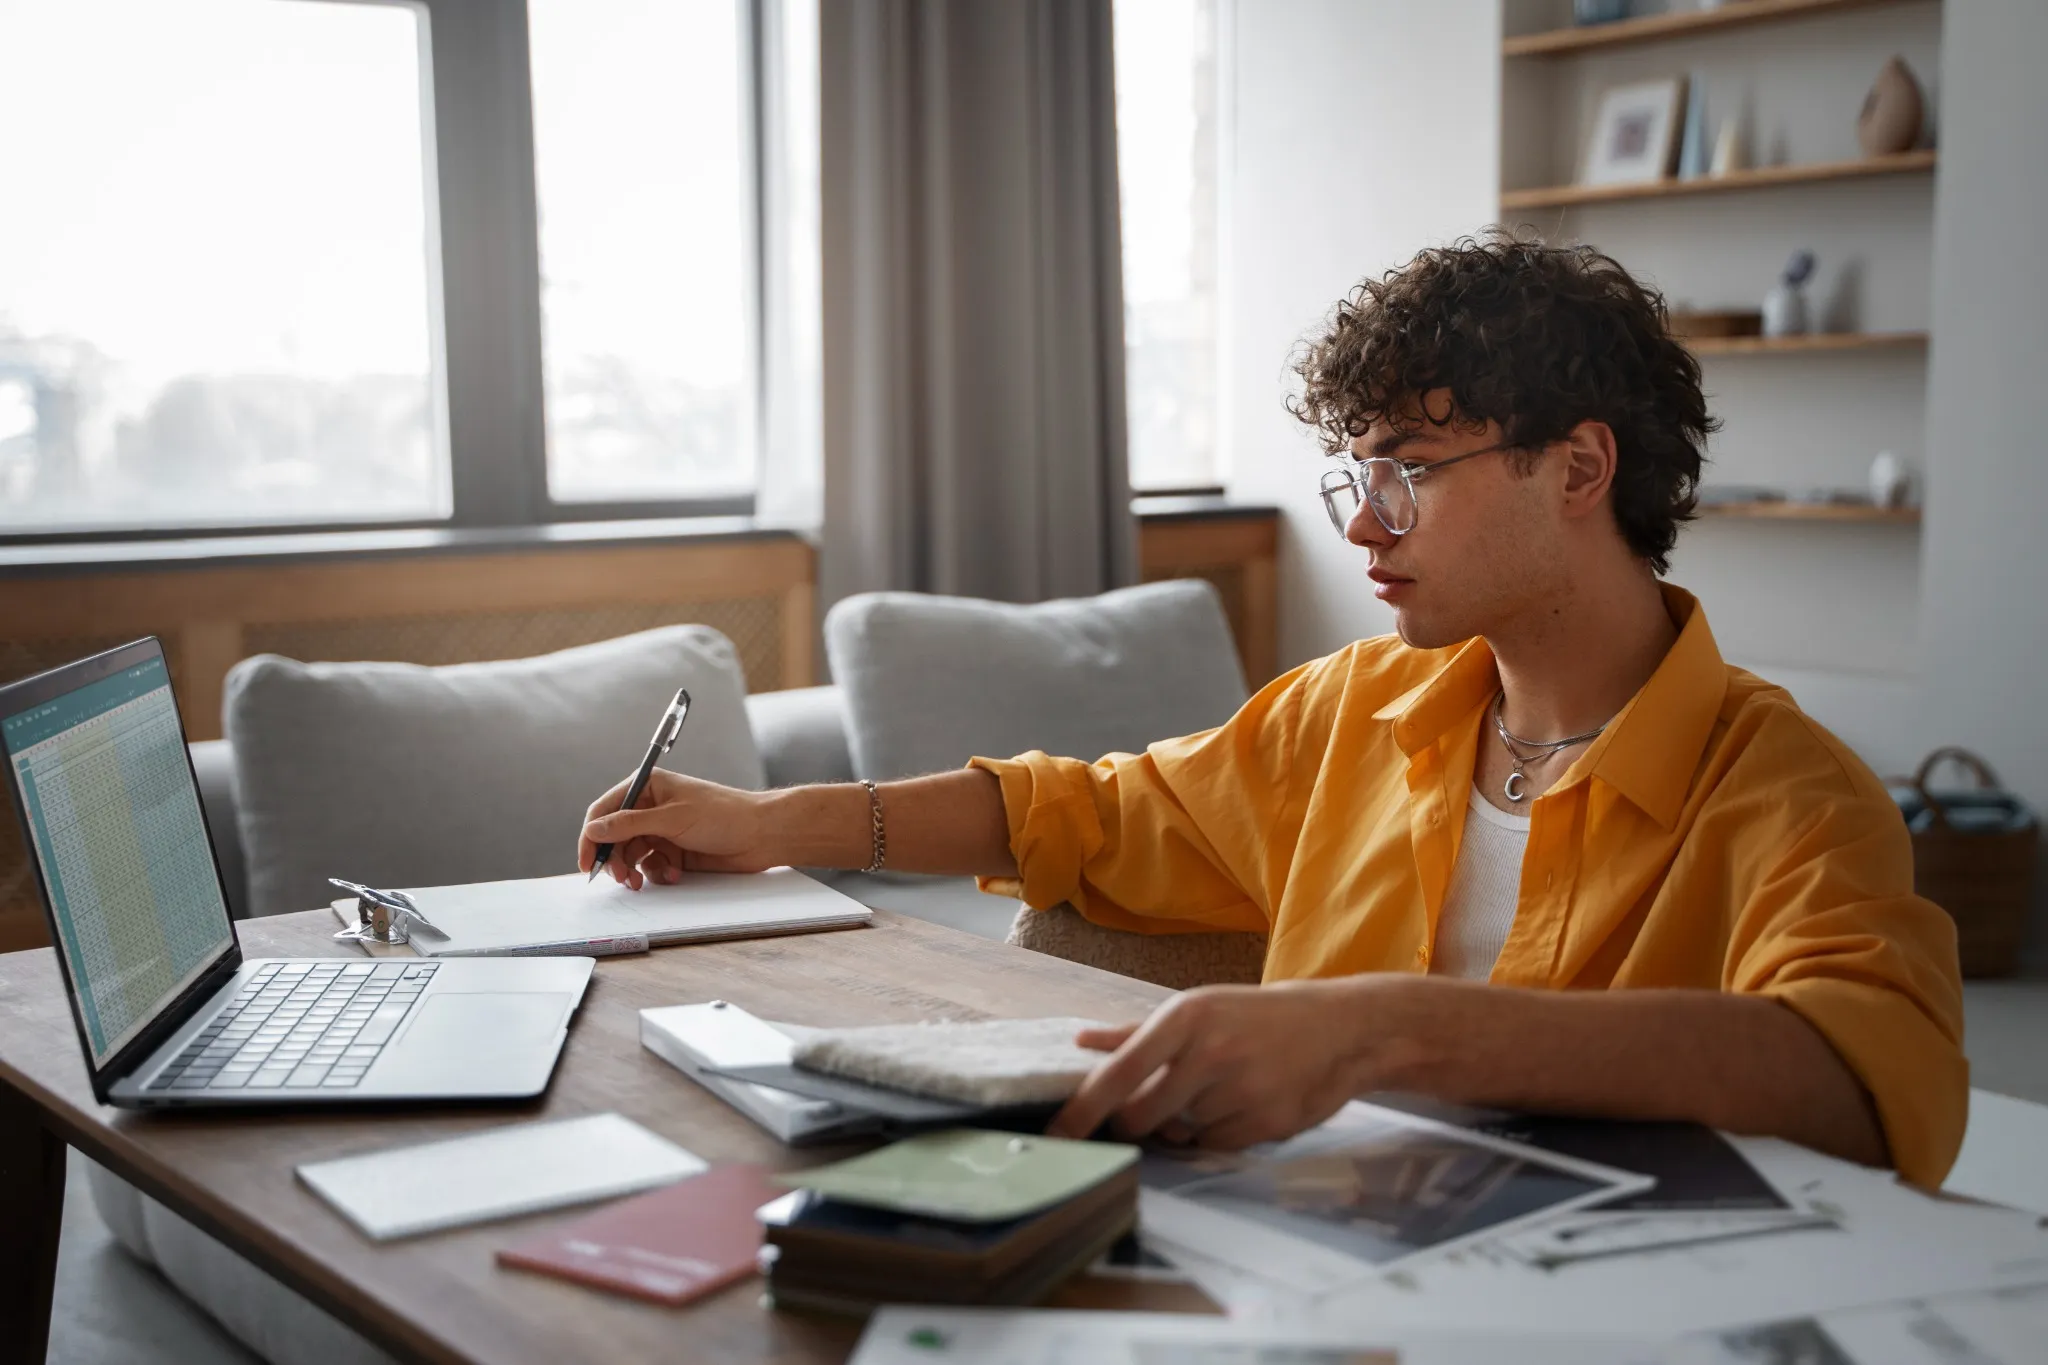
[1288,231,1717,574]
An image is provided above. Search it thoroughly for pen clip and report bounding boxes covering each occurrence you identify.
[652,689,690,758]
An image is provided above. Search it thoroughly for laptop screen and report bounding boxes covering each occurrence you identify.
[3,653,233,1067]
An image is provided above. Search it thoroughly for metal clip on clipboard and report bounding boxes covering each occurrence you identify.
[329,879,449,947]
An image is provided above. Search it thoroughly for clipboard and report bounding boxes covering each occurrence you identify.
[327,899,415,957]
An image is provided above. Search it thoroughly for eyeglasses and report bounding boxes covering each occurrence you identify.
[1319,440,1522,538]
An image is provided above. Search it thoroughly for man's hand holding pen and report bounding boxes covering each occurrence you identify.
[577,771,781,888]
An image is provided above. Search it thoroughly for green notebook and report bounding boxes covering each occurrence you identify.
[778,1128,1138,1222]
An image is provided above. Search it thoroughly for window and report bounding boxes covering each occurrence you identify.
[1,0,808,541]
[0,0,444,534]
[1114,0,1222,492]
[528,0,756,502]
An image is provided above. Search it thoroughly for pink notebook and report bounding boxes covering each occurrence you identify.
[496,1164,782,1306]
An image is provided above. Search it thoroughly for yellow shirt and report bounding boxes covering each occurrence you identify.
[971,586,1967,1187]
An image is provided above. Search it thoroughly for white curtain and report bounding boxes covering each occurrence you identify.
[818,0,1137,608]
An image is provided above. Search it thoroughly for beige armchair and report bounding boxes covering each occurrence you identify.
[1005,903,1267,990]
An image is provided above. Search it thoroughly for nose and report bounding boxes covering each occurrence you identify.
[1346,497,1394,550]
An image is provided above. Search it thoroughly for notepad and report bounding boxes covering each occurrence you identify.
[780,1129,1140,1222]
[296,1113,706,1240]
[389,866,872,958]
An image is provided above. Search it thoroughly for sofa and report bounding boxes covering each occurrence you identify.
[78,579,1268,1365]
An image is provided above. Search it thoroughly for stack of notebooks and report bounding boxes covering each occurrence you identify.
[756,1128,1139,1316]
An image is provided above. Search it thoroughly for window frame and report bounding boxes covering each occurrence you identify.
[0,0,766,549]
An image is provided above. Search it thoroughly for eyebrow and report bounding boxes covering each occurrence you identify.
[1361,430,1438,459]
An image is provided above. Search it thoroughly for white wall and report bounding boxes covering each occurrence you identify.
[1221,1,2048,957]
[1913,0,2048,956]
[1221,0,1501,664]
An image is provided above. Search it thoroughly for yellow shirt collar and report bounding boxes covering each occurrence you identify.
[1370,584,1727,829]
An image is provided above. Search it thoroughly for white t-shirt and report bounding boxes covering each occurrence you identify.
[1431,784,1532,980]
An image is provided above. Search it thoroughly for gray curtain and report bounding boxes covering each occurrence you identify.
[819,0,1137,608]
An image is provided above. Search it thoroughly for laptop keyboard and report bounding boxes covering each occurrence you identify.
[147,960,441,1094]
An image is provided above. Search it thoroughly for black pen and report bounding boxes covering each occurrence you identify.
[588,688,691,883]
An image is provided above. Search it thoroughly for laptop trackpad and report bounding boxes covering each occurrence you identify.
[374,992,573,1096]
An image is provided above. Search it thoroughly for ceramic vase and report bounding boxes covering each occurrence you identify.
[1761,284,1807,338]
[1858,57,1924,157]
[1869,452,1910,509]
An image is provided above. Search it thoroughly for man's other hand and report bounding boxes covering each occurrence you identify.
[1048,978,1422,1150]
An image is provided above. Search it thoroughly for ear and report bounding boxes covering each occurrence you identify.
[1558,419,1618,520]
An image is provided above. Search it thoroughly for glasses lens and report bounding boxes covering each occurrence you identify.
[1363,460,1416,534]
[1321,468,1362,535]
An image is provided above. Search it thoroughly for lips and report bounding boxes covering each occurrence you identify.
[1367,565,1413,602]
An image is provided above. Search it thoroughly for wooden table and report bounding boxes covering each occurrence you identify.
[0,909,1200,1365]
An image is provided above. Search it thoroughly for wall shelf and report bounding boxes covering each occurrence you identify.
[1501,149,1935,210]
[1685,331,1929,356]
[1504,0,1913,58]
[1697,500,1921,524]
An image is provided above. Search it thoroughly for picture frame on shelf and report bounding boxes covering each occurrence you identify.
[1580,76,1687,187]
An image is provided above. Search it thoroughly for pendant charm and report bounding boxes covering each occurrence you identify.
[1503,769,1528,803]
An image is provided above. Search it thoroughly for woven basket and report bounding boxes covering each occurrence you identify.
[1893,748,2039,978]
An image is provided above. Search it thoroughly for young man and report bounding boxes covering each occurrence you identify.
[578,235,1966,1187]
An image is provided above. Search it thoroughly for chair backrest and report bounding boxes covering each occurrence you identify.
[1005,903,1266,990]
[224,626,764,917]
[824,579,1250,780]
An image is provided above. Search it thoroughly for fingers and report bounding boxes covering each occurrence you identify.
[1075,1023,1139,1054]
[1191,1113,1277,1152]
[636,842,682,886]
[1113,1063,1218,1141]
[578,774,638,873]
[1047,1004,1194,1140]
[581,803,677,848]
[578,772,678,873]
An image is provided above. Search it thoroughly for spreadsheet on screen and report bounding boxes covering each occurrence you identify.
[4,658,231,1064]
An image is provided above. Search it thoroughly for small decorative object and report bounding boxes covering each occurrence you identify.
[1868,451,1911,508]
[1573,0,1630,24]
[1709,113,1746,175]
[1668,309,1763,339]
[1676,73,1709,179]
[1581,76,1687,187]
[1858,56,1924,157]
[1761,250,1815,338]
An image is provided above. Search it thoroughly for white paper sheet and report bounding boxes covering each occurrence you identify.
[395,866,871,957]
[849,1284,2048,1365]
[851,1308,1668,1365]
[1944,1089,2048,1217]
[295,1112,704,1239]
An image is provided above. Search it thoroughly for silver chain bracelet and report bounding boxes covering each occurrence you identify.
[859,779,886,873]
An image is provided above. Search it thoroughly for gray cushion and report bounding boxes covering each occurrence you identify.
[745,685,856,787]
[823,580,1249,780]
[225,626,764,917]
[188,739,250,921]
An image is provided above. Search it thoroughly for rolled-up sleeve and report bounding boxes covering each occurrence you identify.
[968,661,1317,937]
[1726,761,1968,1187]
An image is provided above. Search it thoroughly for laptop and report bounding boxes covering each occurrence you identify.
[0,637,594,1108]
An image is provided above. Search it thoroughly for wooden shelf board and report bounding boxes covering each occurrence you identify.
[1501,149,1936,211]
[1698,501,1921,524]
[1504,0,1916,58]
[1685,331,1929,356]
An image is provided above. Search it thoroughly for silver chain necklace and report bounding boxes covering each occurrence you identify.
[1491,692,1608,804]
